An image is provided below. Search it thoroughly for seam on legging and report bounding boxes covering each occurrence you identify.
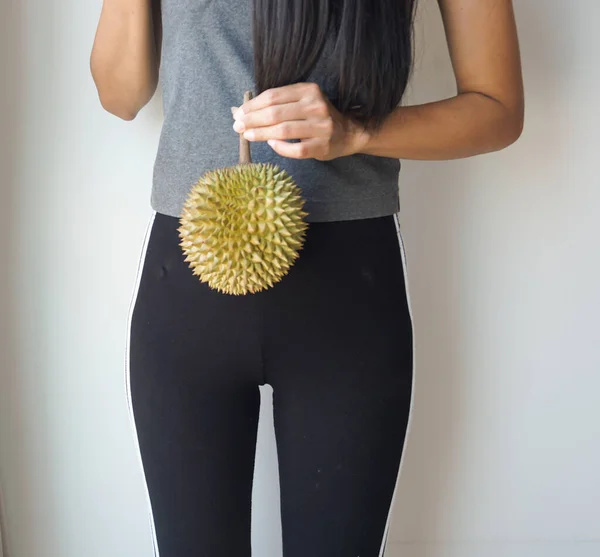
[378,211,417,557]
[124,210,160,557]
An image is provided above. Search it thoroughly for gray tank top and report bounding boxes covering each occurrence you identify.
[152,0,401,223]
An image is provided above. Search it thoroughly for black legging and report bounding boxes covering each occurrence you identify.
[125,210,414,557]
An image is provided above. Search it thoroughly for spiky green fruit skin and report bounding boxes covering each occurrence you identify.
[178,163,309,296]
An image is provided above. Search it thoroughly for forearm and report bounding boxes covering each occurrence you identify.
[356,92,524,160]
[90,0,160,120]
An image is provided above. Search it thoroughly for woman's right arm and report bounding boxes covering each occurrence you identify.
[90,0,162,121]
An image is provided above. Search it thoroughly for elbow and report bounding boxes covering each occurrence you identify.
[91,68,154,121]
[90,65,141,121]
[105,102,139,122]
[503,108,525,147]
[469,90,525,153]
[98,94,140,121]
[486,102,524,153]
[498,90,525,148]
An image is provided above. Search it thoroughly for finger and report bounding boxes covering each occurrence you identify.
[235,102,306,130]
[240,117,334,141]
[242,120,316,142]
[235,82,319,117]
[266,138,322,160]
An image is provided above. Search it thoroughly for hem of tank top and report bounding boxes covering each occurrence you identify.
[149,195,401,223]
[294,192,400,222]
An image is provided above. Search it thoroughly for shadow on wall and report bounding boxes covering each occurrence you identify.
[0,2,27,556]
[387,0,560,555]
[388,0,473,548]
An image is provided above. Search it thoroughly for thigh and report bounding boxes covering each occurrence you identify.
[263,214,414,557]
[126,212,263,557]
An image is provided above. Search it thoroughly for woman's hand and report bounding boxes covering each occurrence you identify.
[231,83,370,161]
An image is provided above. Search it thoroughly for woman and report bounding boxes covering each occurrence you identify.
[91,1,523,555]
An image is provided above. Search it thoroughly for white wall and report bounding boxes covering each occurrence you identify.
[0,1,599,557]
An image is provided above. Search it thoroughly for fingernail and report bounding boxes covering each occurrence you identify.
[233,107,245,120]
[267,139,276,147]
[233,120,246,132]
[243,130,255,140]
[231,106,237,115]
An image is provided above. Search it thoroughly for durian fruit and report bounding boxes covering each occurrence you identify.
[178,90,309,296]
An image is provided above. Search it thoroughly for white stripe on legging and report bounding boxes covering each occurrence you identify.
[378,212,417,557]
[124,210,160,557]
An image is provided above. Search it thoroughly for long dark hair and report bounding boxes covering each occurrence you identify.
[252,0,418,131]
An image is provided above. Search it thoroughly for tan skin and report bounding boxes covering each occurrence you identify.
[91,0,524,158]
[91,0,162,121]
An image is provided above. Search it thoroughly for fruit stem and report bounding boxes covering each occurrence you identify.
[239,90,253,165]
